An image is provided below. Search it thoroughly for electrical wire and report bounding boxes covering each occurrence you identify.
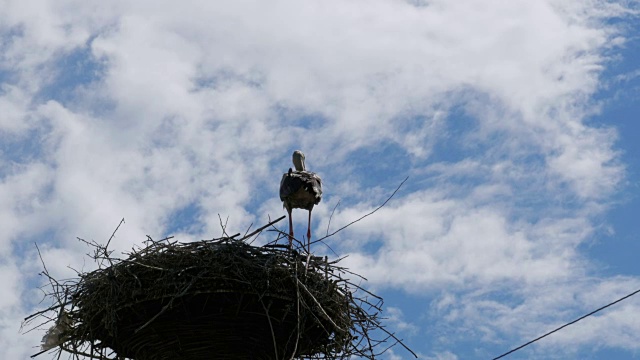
[492,287,640,360]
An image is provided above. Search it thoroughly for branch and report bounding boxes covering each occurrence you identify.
[326,199,341,236]
[104,218,125,251]
[241,215,286,242]
[310,176,408,246]
[296,279,345,333]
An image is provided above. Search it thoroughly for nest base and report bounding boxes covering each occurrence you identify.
[107,291,325,360]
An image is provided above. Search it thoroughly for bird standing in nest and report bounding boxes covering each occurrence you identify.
[280,150,322,250]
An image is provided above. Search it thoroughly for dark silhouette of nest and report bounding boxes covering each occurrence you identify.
[23,212,416,360]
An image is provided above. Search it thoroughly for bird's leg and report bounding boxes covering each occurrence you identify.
[307,209,312,253]
[287,208,294,249]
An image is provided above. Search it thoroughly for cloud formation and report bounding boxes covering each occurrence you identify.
[1,0,637,358]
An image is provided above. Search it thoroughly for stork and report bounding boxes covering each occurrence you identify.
[280,150,322,250]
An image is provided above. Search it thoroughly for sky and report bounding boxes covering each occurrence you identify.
[1,0,639,359]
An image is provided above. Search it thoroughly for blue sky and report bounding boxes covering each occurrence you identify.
[1,1,640,359]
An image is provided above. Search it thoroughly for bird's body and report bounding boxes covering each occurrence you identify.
[280,170,322,211]
[280,151,322,249]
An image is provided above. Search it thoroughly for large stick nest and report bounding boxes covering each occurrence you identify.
[24,216,415,360]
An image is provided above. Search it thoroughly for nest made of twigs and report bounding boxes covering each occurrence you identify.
[24,216,416,360]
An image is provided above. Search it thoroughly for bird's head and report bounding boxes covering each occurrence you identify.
[292,150,306,171]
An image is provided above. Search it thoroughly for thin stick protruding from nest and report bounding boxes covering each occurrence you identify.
[311,176,409,247]
[242,215,286,242]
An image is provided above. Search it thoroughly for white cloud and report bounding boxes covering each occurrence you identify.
[328,190,592,289]
[0,85,31,134]
[0,0,637,358]
[385,306,420,335]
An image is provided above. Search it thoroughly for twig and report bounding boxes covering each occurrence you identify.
[218,214,230,237]
[374,324,418,358]
[119,259,166,271]
[265,228,305,250]
[35,243,50,278]
[29,348,50,358]
[243,222,254,238]
[104,218,125,252]
[326,199,341,236]
[296,279,345,332]
[241,215,286,242]
[259,300,279,360]
[310,176,408,246]
[289,261,301,360]
[134,275,198,333]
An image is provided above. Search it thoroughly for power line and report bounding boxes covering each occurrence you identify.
[492,286,640,360]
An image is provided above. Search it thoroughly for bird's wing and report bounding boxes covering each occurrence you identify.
[280,172,303,201]
[299,171,322,204]
[310,173,322,203]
